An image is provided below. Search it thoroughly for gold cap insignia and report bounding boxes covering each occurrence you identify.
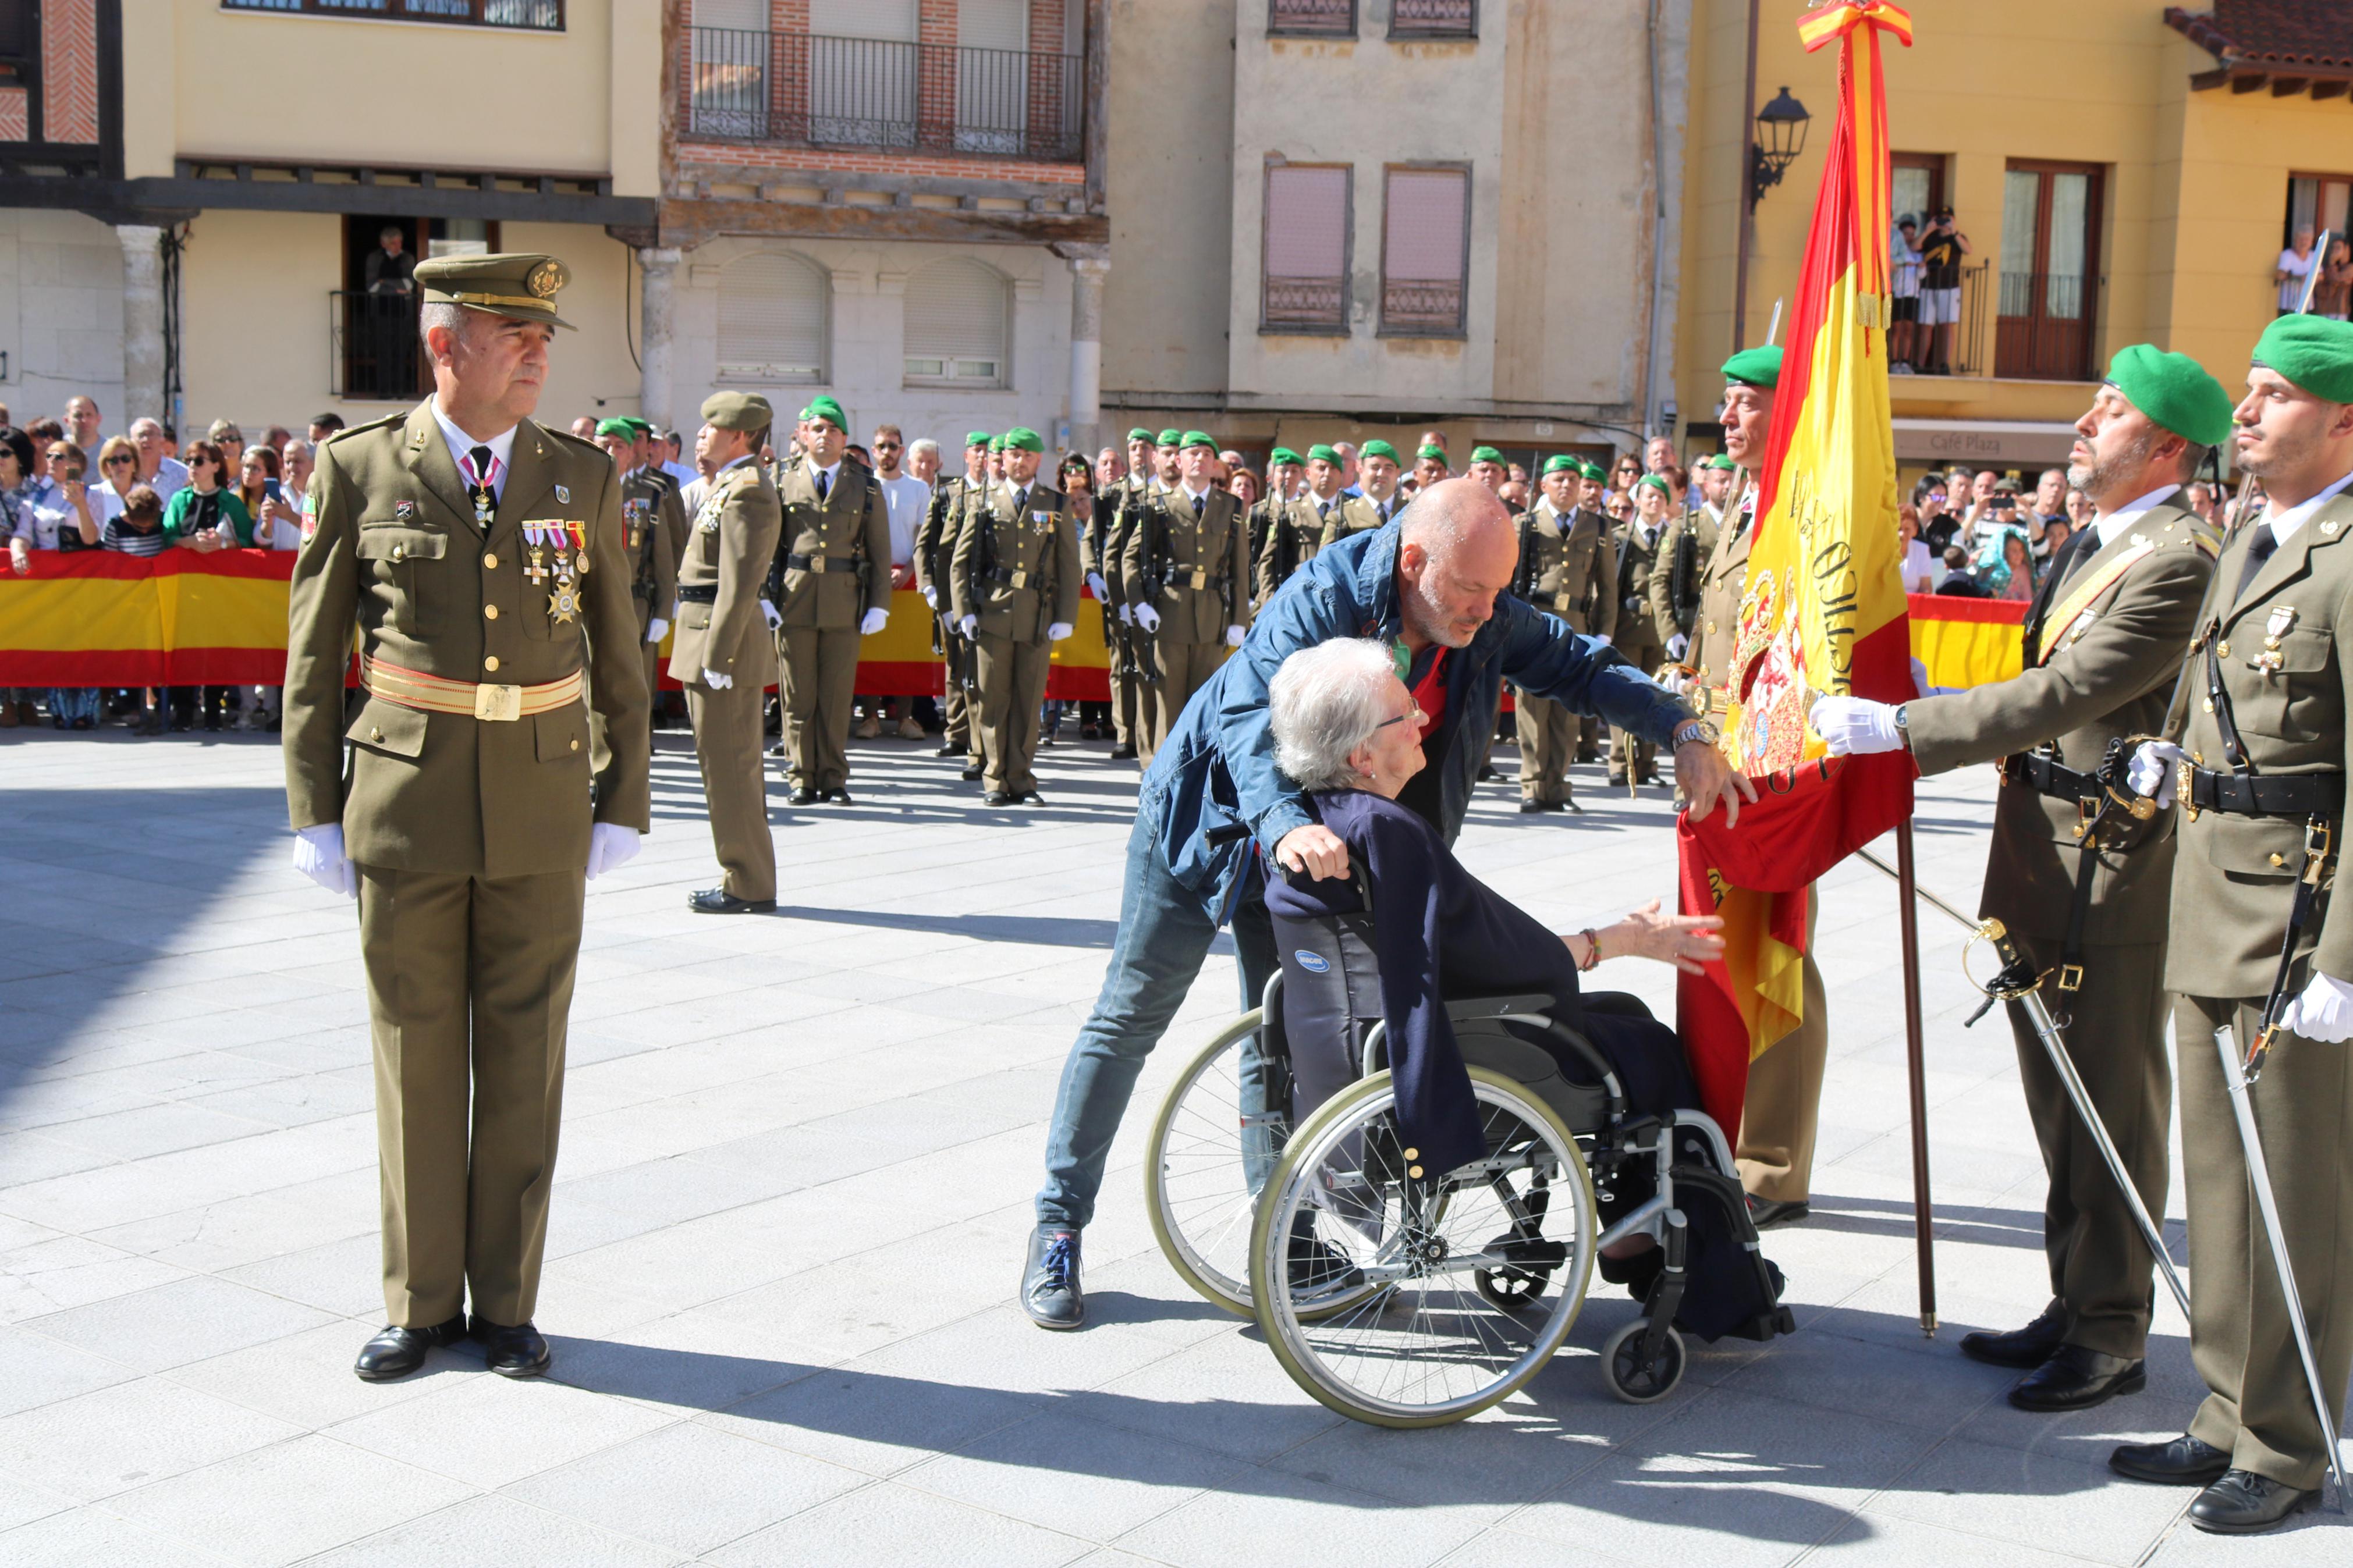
[527,259,566,298]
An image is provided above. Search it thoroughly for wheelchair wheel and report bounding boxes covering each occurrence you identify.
[1599,1317,1686,1404]
[1249,1066,1596,1428]
[1145,1008,1273,1317]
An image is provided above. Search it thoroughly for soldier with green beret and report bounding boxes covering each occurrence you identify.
[1095,426,1166,762]
[1342,439,1409,532]
[769,393,892,804]
[950,426,1081,803]
[282,253,650,1382]
[1247,446,1307,602]
[2111,314,2353,1530]
[1413,441,1451,489]
[1507,454,1619,810]
[1815,343,2228,1421]
[1259,441,1374,602]
[1124,430,1250,749]
[1608,468,1673,788]
[1467,445,1509,492]
[1654,458,1726,657]
[917,431,993,770]
[588,417,682,767]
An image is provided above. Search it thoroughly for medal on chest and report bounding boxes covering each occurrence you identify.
[2253,605,2297,680]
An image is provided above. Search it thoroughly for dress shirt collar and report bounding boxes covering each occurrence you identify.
[2091,485,2180,547]
[430,398,516,492]
[1178,481,1213,506]
[2263,467,2353,549]
[810,458,841,492]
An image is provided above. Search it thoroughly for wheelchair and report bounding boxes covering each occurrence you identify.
[1144,888,1787,1428]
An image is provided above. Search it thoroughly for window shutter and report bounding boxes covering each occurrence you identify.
[904,261,1009,382]
[1264,165,1350,330]
[717,254,826,384]
[1382,168,1468,334]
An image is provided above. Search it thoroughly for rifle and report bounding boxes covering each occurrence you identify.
[922,482,954,657]
[1668,514,1702,634]
[1511,508,1538,602]
[1616,514,1644,625]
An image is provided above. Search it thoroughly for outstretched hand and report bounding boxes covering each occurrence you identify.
[1598,899,1726,975]
[1676,740,1757,827]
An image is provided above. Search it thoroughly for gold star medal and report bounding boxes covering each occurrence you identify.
[548,584,580,624]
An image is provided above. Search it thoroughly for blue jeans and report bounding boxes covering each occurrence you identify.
[1036,785,1276,1229]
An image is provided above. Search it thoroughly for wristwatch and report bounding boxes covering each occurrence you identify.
[1893,703,1912,748]
[1670,718,1719,750]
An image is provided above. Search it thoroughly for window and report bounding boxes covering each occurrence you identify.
[1380,165,1469,337]
[2288,173,2352,244]
[904,259,1009,386]
[717,253,828,385]
[1891,152,1944,229]
[1389,0,1475,40]
[1996,160,2102,381]
[1262,163,1351,333]
[1269,0,1355,38]
[222,1,564,30]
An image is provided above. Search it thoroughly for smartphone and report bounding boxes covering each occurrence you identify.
[264,478,282,502]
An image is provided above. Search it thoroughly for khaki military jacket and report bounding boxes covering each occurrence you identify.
[1123,482,1250,645]
[916,472,982,610]
[2166,488,2353,995]
[1318,492,1390,548]
[635,463,690,575]
[1689,488,1758,716]
[1612,518,1667,661]
[1907,494,2217,945]
[283,401,650,879]
[1511,501,1619,639]
[1257,494,1330,604]
[952,479,1083,646]
[1078,489,1124,607]
[1649,506,1722,648]
[669,458,782,694]
[617,467,682,620]
[775,454,891,628]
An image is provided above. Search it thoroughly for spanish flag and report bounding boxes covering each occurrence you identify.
[1676,0,1916,1137]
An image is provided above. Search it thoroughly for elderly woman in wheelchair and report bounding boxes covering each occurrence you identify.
[1143,639,1793,1426]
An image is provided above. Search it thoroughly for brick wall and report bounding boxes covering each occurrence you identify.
[42,0,100,145]
[0,87,26,144]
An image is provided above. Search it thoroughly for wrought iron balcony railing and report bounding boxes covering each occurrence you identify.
[1262,275,1347,332]
[1380,278,1465,336]
[1268,0,1357,38]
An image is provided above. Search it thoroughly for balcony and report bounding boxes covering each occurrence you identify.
[331,291,425,403]
[223,0,563,29]
[1268,0,1357,38]
[1262,275,1346,332]
[1380,279,1464,336]
[687,29,1084,163]
[1389,0,1476,40]
[1943,262,2102,382]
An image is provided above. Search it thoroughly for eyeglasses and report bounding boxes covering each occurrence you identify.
[1373,711,1414,732]
[104,455,134,466]
[873,441,901,451]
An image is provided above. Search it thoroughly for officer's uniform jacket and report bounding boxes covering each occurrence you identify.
[669,458,783,693]
[283,401,651,879]
[636,463,690,574]
[1690,486,1758,715]
[617,466,682,624]
[1512,500,1619,639]
[2166,486,2353,995]
[952,479,1083,646]
[1649,506,1722,648]
[1905,492,2218,944]
[1317,491,1391,547]
[916,473,981,611]
[1079,488,1126,607]
[1612,517,1668,662]
[1256,493,1334,604]
[775,454,891,628]
[1123,482,1249,644]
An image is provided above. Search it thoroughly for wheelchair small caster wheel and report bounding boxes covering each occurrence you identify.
[1600,1317,1685,1404]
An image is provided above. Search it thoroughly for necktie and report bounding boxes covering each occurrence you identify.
[1193,495,1205,520]
[2235,521,2279,604]
[1013,489,1028,515]
[462,445,498,527]
[815,470,830,502]
[1317,500,1330,522]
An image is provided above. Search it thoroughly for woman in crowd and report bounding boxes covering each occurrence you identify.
[0,426,40,727]
[1897,502,1937,593]
[236,445,288,549]
[159,440,251,729]
[1610,452,1643,495]
[1226,466,1260,510]
[10,439,107,728]
[100,486,174,735]
[1979,523,2036,601]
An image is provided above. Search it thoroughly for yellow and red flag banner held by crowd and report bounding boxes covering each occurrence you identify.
[1676,0,1917,1136]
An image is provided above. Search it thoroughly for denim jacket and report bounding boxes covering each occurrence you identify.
[1146,523,1693,922]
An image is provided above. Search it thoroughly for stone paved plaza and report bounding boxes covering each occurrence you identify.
[1,723,2346,1566]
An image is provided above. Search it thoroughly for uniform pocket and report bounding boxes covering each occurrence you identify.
[345,698,428,759]
[2231,626,2334,738]
[356,524,451,637]
[534,705,588,764]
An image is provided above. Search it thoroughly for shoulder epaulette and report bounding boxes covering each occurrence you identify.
[324,412,403,447]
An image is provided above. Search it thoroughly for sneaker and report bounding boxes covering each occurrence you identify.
[1020,1225,1085,1329]
[854,715,882,739]
[895,716,924,739]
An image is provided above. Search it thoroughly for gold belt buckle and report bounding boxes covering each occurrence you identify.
[2057,964,2084,993]
[805,556,826,574]
[474,683,523,722]
[2178,759,2198,822]
[1009,568,1030,589]
[1188,568,1207,590]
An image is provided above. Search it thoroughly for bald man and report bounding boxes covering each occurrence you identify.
[1021,478,1754,1329]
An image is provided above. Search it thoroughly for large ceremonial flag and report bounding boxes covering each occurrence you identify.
[1676,0,1917,1136]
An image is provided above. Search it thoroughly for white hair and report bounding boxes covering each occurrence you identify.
[1269,639,1399,792]
[418,300,479,356]
[907,438,940,464]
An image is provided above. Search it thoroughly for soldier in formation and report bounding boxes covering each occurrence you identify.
[950,427,1081,805]
[769,395,891,805]
[588,417,680,773]
[918,431,991,771]
[1608,470,1671,787]
[1652,456,1726,669]
[1510,454,1619,812]
[1125,431,1249,751]
[1247,446,1304,580]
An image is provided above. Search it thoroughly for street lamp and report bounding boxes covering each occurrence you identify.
[1747,86,1811,208]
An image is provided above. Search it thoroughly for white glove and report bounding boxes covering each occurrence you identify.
[1048,621,1074,642]
[922,584,938,609]
[1589,634,1612,649]
[1087,571,1108,599]
[2127,740,2183,807]
[959,613,977,636]
[703,667,733,690]
[585,824,641,881]
[1910,656,1930,699]
[2283,972,2353,1044]
[860,607,888,636]
[645,617,669,646]
[1809,696,1905,756]
[760,598,782,631]
[1666,632,1690,661]
[1117,603,1134,626]
[1656,668,1686,696]
[1134,603,1162,633]
[1225,624,1246,649]
[292,824,356,900]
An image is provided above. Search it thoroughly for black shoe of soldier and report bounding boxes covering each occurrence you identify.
[470,1315,551,1378]
[2110,1434,2232,1487]
[791,787,818,806]
[1607,772,1627,788]
[829,788,854,805]
[1021,1226,1084,1329]
[1111,744,1137,760]
[961,763,985,782]
[1575,746,1602,764]
[984,790,1016,806]
[1520,798,1547,813]
[689,888,775,915]
[1960,1302,2067,1368]
[1746,1194,1808,1229]
[354,1314,467,1381]
[2009,1344,2145,1411]
[2190,1471,2317,1534]
[1022,791,1047,806]
[935,740,960,757]
[1476,765,1496,781]
[767,740,787,756]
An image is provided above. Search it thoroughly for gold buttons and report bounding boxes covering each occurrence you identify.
[484,655,500,672]
[369,728,383,742]
[391,544,406,562]
[2271,852,2288,867]
[2203,699,2214,712]
[483,552,498,569]
[485,604,499,620]
[2218,642,2230,657]
[1707,621,1717,634]
[570,738,580,752]
[1403,1149,1419,1161]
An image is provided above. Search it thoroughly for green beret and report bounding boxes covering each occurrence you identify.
[1470,445,1505,465]
[2252,315,2353,404]
[987,436,1005,453]
[1180,430,1216,450]
[594,417,636,440]
[1579,459,1608,481]
[618,417,653,435]
[1541,454,1580,477]
[1306,444,1342,464]
[412,251,575,331]
[1359,439,1400,461]
[1635,473,1674,498]
[1416,443,1449,464]
[965,429,993,449]
[2104,344,2235,446]
[700,390,773,432]
[1703,453,1738,471]
[1722,345,1784,390]
[1127,426,1154,443]
[798,395,847,432]
[1268,446,1303,468]
[1002,426,1045,453]
[1157,428,1183,447]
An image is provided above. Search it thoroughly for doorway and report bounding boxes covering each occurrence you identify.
[1996,161,2102,381]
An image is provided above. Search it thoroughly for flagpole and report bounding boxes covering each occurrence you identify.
[1895,819,1937,1335]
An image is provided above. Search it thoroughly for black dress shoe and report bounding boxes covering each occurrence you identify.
[1476,765,1497,782]
[354,1314,467,1382]
[935,740,960,757]
[960,763,985,782]
[1746,1194,1808,1228]
[791,787,818,806]
[831,788,854,805]
[1021,791,1046,806]
[1520,798,1548,814]
[2110,1434,2233,1487]
[1110,744,1137,760]
[1607,772,1628,787]
[470,1315,551,1378]
[984,790,1016,806]
[2190,1470,2317,1534]
[1575,745,1602,764]
[766,739,787,755]
[688,888,775,915]
[1960,1302,2067,1368]
[2009,1344,2145,1411]
[1021,1225,1084,1329]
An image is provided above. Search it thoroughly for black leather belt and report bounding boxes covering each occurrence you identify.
[676,584,718,603]
[2185,767,2345,818]
[787,553,858,573]
[2007,752,2100,802]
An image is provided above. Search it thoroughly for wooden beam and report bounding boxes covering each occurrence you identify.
[2231,72,2269,94]
[2189,67,2231,91]
[2272,76,2310,97]
[2312,79,2350,101]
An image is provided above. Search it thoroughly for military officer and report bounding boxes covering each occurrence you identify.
[673,393,784,917]
[1247,446,1304,579]
[771,394,891,804]
[1260,444,1370,602]
[1466,445,1509,491]
[1412,441,1451,490]
[586,417,680,773]
[282,253,650,1382]
[951,426,1081,804]
[1819,347,2231,1415]
[1609,472,1673,786]
[918,430,991,766]
[1098,427,1160,762]
[1509,455,1618,810]
[1652,457,1724,666]
[1125,430,1248,746]
[2117,315,2353,1533]
[1336,439,1408,535]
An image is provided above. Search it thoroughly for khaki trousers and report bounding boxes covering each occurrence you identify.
[687,680,775,902]
[937,614,974,753]
[779,623,860,790]
[1148,638,1223,753]
[1610,631,1665,778]
[975,631,1050,794]
[2175,994,2353,1489]
[1514,690,1574,803]
[2001,933,2171,1359]
[1109,624,1139,748]
[357,863,584,1328]
[1736,888,1829,1204]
